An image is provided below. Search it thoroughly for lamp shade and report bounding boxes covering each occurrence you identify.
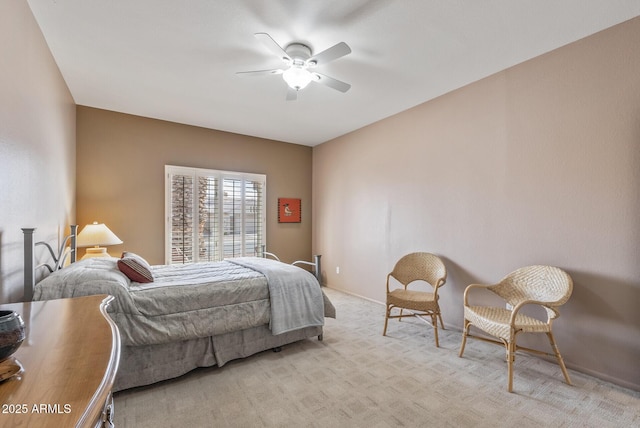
[282,66,313,90]
[76,222,123,247]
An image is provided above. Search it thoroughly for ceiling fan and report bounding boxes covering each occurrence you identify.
[237,33,352,101]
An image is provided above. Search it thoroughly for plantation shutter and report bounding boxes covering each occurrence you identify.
[169,172,195,264]
[221,177,264,259]
[198,174,220,262]
[165,166,265,264]
[243,178,263,257]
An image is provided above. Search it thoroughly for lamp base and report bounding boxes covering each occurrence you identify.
[82,247,110,260]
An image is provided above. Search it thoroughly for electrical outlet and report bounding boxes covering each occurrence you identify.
[336,266,340,274]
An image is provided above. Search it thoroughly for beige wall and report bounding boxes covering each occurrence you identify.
[313,17,640,390]
[0,1,76,302]
[76,107,312,265]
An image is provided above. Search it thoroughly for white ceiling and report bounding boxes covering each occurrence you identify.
[27,1,640,146]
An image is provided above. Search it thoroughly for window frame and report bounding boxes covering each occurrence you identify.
[164,165,266,264]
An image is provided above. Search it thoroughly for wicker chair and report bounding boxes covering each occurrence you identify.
[382,252,447,347]
[458,265,573,392]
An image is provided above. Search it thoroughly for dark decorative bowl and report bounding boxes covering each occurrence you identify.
[0,310,25,361]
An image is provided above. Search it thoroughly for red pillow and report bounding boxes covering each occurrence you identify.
[117,252,154,283]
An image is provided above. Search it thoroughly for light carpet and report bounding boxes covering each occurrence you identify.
[114,288,640,427]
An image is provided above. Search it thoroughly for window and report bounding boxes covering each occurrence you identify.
[165,165,266,264]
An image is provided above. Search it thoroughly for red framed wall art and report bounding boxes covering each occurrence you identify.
[278,198,301,223]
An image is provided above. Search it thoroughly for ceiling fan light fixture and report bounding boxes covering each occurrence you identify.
[241,33,352,99]
[282,66,313,91]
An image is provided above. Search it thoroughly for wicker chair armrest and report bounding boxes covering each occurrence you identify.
[508,300,557,325]
[431,278,446,299]
[462,283,495,306]
[385,273,393,293]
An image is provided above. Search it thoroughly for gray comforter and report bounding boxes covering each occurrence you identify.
[33,257,335,347]
[230,257,325,335]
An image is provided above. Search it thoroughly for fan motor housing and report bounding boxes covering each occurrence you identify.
[285,43,312,62]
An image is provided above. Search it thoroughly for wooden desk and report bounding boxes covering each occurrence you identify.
[0,295,120,427]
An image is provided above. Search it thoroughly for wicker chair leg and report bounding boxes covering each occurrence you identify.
[459,319,470,357]
[437,313,445,329]
[547,332,572,385]
[383,305,390,336]
[432,314,440,348]
[507,340,516,392]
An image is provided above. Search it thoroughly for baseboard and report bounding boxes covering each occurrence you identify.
[323,285,385,306]
[565,363,640,393]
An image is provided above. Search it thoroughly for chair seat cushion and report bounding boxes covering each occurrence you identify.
[388,289,438,312]
[464,305,550,340]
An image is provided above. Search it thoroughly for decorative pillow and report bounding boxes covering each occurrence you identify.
[117,252,154,283]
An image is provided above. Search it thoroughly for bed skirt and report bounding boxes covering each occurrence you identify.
[114,324,323,391]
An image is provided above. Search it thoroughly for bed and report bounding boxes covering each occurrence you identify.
[23,226,335,391]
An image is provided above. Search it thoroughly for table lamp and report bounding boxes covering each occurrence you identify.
[77,222,123,259]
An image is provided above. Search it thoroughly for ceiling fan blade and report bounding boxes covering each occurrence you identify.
[236,69,283,77]
[308,42,351,66]
[254,33,291,63]
[286,87,298,101]
[312,72,351,93]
